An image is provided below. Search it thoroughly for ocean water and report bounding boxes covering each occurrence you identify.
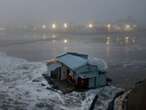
[0,51,122,110]
[0,31,146,89]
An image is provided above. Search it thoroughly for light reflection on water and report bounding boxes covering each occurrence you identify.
[0,32,139,60]
[0,32,141,63]
[0,32,146,89]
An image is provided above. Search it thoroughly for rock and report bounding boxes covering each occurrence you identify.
[41,83,46,86]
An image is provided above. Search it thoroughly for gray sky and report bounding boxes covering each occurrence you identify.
[0,0,146,26]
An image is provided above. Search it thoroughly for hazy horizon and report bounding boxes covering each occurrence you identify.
[0,0,146,26]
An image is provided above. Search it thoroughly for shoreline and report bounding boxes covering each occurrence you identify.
[0,49,146,90]
[115,79,146,110]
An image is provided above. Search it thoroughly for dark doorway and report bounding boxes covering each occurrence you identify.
[77,77,89,89]
[50,67,61,80]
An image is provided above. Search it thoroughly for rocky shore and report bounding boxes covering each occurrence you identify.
[115,79,146,110]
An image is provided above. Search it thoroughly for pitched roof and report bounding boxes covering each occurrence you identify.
[78,71,97,79]
[56,52,88,70]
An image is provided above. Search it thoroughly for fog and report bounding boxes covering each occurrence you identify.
[0,0,146,26]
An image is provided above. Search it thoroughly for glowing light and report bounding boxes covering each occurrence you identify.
[64,23,68,28]
[125,36,129,44]
[42,24,47,29]
[107,24,111,29]
[52,24,56,29]
[64,39,68,43]
[125,24,131,29]
[124,24,133,31]
[125,36,129,40]
[88,24,93,28]
[106,24,111,32]
[106,37,111,45]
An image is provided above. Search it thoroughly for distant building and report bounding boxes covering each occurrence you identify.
[46,52,107,89]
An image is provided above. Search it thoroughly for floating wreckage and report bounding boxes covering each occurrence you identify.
[42,52,124,110]
[0,52,125,110]
[43,52,110,92]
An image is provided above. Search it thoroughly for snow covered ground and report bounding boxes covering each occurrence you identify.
[0,52,123,110]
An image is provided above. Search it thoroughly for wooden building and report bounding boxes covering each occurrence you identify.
[46,52,107,89]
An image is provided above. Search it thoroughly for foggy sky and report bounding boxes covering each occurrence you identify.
[0,0,146,26]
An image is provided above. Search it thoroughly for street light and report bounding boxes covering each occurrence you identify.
[52,23,56,29]
[42,24,47,29]
[64,39,68,43]
[64,23,68,29]
[107,24,111,29]
[106,24,111,32]
[125,24,132,31]
[125,24,130,29]
[88,24,93,28]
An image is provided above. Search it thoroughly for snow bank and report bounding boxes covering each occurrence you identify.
[0,52,123,110]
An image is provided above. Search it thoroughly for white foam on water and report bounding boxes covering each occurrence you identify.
[0,52,123,110]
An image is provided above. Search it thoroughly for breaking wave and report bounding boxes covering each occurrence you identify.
[0,52,123,110]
